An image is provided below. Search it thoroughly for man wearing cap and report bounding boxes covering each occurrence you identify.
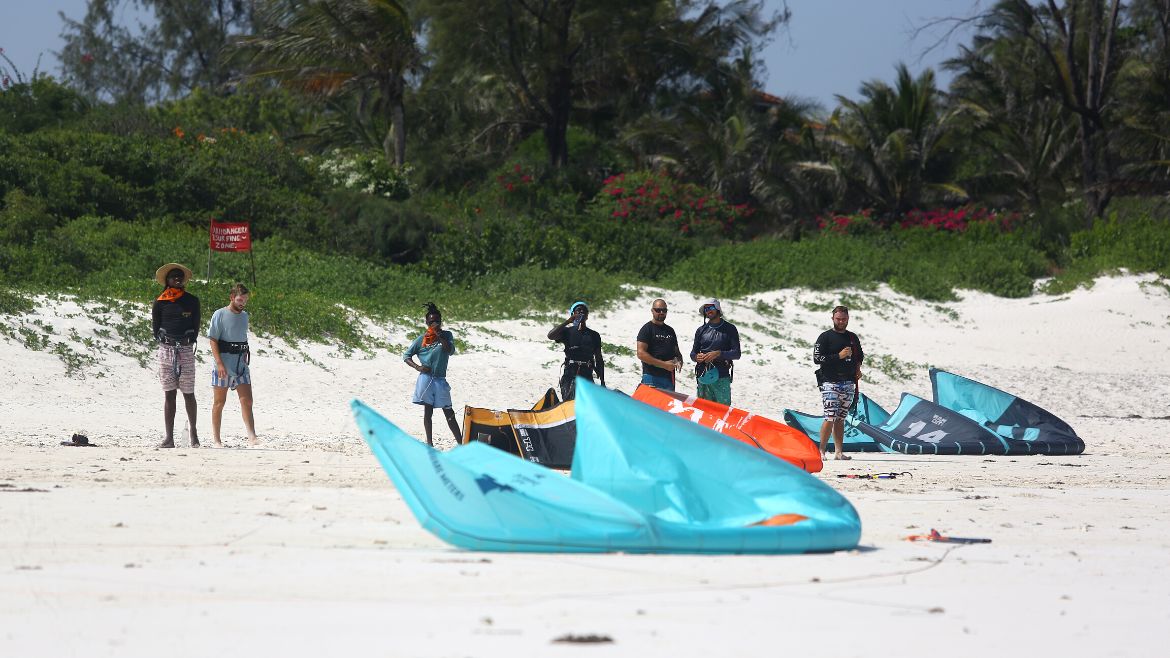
[547,301,605,401]
[636,299,682,390]
[690,299,741,404]
[152,263,201,448]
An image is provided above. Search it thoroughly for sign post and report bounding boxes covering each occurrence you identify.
[207,219,255,285]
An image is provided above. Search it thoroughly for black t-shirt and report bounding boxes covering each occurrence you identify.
[152,292,201,342]
[813,329,863,382]
[636,321,680,378]
[557,325,601,368]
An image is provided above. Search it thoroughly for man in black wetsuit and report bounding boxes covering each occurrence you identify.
[812,305,864,460]
[152,263,201,448]
[547,301,605,401]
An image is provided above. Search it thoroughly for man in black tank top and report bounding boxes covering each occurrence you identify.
[547,301,605,401]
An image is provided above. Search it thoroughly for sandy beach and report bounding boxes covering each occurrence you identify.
[2,274,1168,657]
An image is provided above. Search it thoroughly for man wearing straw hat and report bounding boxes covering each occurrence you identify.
[152,263,201,448]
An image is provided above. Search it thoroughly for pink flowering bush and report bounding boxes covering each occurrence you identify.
[817,206,1022,235]
[590,171,754,238]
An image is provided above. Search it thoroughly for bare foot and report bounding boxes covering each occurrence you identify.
[213,439,224,447]
[248,436,260,446]
[834,453,851,460]
[190,438,200,448]
[159,438,175,449]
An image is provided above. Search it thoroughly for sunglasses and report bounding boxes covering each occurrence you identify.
[652,308,668,313]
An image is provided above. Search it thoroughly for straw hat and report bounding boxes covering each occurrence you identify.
[155,263,194,286]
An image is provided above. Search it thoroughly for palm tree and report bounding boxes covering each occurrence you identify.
[619,53,823,228]
[233,0,419,165]
[823,64,965,217]
[946,28,1079,212]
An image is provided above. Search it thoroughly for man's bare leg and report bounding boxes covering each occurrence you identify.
[211,386,228,446]
[818,419,833,455]
[160,389,178,448]
[236,384,259,445]
[833,420,850,460]
[182,392,199,448]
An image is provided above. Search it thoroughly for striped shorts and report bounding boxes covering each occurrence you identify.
[211,365,251,389]
[158,344,196,394]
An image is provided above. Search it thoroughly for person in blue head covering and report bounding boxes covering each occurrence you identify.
[547,301,605,401]
[690,299,741,404]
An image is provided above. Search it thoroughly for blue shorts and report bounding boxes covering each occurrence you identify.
[820,381,857,420]
[413,373,453,408]
[640,373,675,391]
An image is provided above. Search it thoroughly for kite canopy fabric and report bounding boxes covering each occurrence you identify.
[854,392,1014,455]
[508,400,576,468]
[783,392,892,453]
[352,379,860,553]
[632,385,823,472]
[930,368,1084,455]
[461,389,576,467]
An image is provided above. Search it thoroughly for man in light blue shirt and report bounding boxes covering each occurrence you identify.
[208,283,259,447]
[403,302,460,447]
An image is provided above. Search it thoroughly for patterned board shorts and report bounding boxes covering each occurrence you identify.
[158,344,196,394]
[820,380,857,420]
[413,373,453,408]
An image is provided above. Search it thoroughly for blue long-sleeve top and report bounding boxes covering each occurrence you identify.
[689,320,741,378]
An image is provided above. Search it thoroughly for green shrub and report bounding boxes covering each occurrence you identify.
[317,191,438,264]
[0,77,89,134]
[661,228,1048,301]
[1047,206,1170,291]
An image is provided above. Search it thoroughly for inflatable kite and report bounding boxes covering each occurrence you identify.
[930,368,1084,455]
[783,391,892,453]
[632,385,823,472]
[352,379,861,553]
[462,389,576,468]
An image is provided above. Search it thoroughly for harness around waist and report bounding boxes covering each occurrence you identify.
[217,340,249,354]
[157,329,197,346]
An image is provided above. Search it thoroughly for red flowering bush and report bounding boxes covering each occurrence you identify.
[818,206,1022,235]
[591,171,754,238]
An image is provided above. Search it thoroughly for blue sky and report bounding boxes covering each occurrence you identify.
[1,0,982,109]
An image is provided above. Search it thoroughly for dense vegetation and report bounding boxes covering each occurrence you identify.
[1,0,1168,353]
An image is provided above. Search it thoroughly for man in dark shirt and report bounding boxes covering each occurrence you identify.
[812,305,864,460]
[690,299,741,404]
[636,299,682,390]
[547,301,605,401]
[152,263,201,448]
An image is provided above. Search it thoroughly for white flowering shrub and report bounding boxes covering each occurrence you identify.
[312,149,414,200]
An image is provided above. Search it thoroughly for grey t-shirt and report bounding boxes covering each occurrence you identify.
[208,307,250,373]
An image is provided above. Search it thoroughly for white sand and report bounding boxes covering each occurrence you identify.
[1,274,1168,657]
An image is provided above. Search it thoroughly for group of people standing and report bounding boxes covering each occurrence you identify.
[150,260,863,460]
[401,296,864,460]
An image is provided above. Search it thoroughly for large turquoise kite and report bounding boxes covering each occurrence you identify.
[352,379,861,554]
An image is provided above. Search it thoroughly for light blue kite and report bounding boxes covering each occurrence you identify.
[351,379,861,553]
